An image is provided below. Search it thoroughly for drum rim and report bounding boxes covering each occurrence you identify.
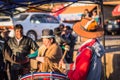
[20,72,67,80]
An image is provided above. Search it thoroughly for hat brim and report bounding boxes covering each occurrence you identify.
[3,30,10,33]
[0,29,4,32]
[0,28,10,33]
[41,35,55,38]
[73,21,104,38]
[54,31,61,35]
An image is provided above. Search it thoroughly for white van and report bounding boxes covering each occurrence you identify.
[13,12,73,41]
[0,16,14,37]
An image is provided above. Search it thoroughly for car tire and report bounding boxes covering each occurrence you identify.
[26,30,37,41]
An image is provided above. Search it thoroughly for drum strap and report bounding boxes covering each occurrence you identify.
[42,49,48,56]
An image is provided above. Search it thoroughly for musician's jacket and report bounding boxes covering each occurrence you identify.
[38,43,63,72]
[7,36,39,63]
[67,39,105,80]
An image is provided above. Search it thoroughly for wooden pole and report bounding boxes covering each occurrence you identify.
[99,0,106,80]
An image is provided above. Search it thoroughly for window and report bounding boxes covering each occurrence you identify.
[30,14,48,23]
[44,15,59,23]
[30,14,59,24]
[14,14,28,21]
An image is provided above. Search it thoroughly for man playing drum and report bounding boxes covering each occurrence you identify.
[28,29,63,73]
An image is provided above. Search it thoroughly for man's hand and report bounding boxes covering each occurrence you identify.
[59,59,66,69]
[36,57,44,63]
[64,45,70,51]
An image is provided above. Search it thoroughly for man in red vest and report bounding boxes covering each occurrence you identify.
[67,18,105,80]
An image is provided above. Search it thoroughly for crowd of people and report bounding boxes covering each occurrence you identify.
[0,9,105,80]
[82,9,100,24]
[0,23,76,80]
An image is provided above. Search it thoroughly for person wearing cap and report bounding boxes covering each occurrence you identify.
[67,18,105,80]
[92,10,100,24]
[61,26,76,63]
[54,27,71,68]
[83,9,92,19]
[54,27,63,45]
[28,29,63,73]
[0,27,10,41]
[54,27,70,48]
[0,28,17,80]
[7,24,39,80]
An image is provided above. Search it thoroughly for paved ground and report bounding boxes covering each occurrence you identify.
[74,35,120,52]
[99,35,120,80]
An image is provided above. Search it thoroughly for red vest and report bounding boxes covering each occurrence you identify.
[67,39,96,80]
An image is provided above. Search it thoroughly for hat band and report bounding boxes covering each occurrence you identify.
[84,19,95,30]
[41,35,55,38]
[80,24,97,32]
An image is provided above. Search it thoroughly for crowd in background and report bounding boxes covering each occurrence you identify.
[82,9,100,24]
[0,22,77,80]
[54,24,76,63]
[0,8,102,80]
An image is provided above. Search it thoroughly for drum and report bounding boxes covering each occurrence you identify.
[20,72,69,80]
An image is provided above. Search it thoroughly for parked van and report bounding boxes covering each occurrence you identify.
[13,12,73,41]
[0,16,14,37]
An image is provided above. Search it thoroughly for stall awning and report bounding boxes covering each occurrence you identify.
[112,4,120,16]
[61,5,96,14]
[59,5,96,21]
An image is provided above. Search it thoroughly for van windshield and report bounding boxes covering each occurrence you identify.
[14,14,28,21]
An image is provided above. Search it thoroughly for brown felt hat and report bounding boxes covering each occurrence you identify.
[54,27,61,35]
[41,29,55,38]
[73,18,104,38]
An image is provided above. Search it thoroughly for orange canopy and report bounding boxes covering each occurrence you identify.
[59,5,96,21]
[61,5,96,14]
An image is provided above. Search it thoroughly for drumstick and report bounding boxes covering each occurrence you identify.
[61,50,67,61]
[61,45,70,62]
[59,50,67,69]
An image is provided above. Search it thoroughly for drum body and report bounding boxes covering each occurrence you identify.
[20,72,68,80]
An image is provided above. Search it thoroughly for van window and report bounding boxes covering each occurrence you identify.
[14,14,28,21]
[44,15,59,23]
[30,14,59,24]
[30,14,47,23]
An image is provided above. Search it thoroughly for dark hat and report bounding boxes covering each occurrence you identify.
[54,27,61,35]
[0,27,10,33]
[3,28,10,33]
[0,29,4,32]
[41,29,54,38]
